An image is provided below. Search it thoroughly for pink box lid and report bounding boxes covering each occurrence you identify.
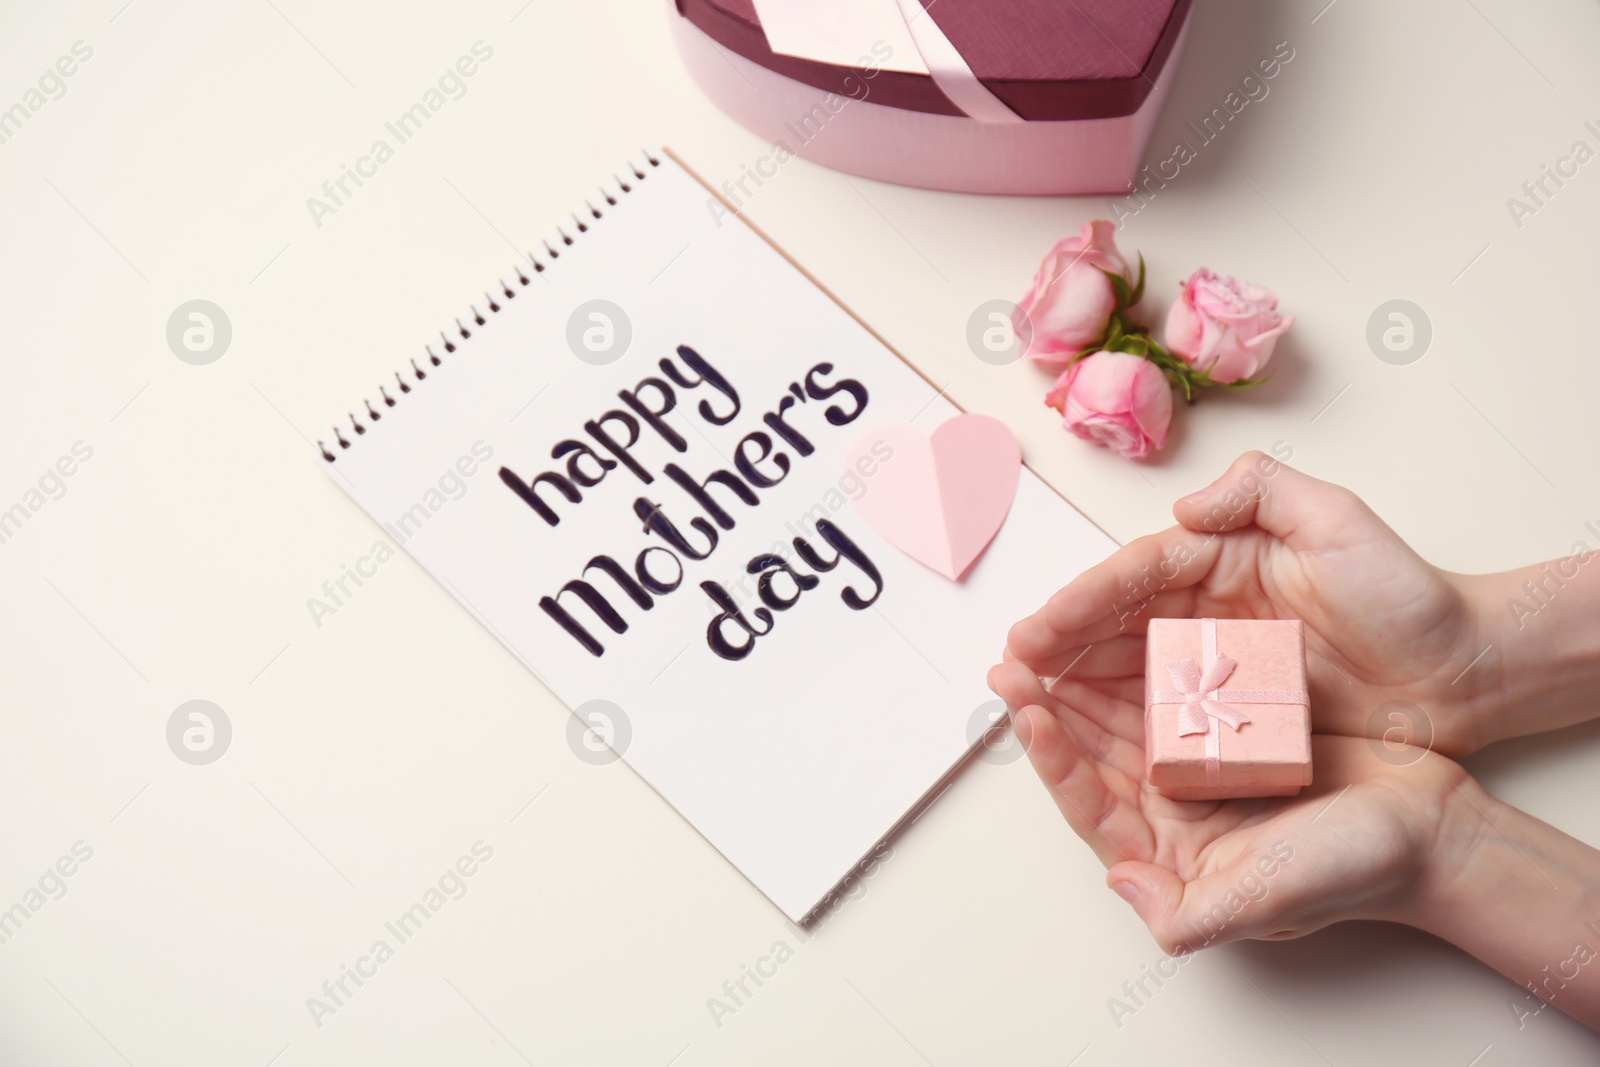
[675,0,1193,121]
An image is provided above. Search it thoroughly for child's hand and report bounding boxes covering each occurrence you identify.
[986,659,1483,952]
[1004,451,1498,757]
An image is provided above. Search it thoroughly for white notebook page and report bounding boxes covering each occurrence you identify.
[326,151,1117,920]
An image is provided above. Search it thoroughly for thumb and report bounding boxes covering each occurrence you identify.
[1172,450,1374,550]
[1107,856,1290,955]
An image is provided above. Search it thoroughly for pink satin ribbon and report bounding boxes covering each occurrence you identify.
[1148,618,1309,787]
[889,0,1023,124]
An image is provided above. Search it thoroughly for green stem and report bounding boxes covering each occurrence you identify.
[1073,270,1271,400]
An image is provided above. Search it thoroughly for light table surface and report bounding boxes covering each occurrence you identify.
[2,0,1600,1063]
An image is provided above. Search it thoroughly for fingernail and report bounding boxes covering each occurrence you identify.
[1111,880,1139,905]
[1011,708,1033,750]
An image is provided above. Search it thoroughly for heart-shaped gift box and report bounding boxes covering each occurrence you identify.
[672,0,1194,195]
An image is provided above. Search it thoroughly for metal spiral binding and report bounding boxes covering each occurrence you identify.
[320,149,663,462]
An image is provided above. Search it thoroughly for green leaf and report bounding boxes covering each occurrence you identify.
[1166,366,1195,403]
[1100,267,1132,309]
[1129,253,1146,307]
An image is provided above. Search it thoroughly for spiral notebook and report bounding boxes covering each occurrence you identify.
[322,149,1116,920]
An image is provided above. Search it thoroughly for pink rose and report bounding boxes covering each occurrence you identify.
[1164,268,1294,384]
[1045,351,1172,460]
[1014,220,1131,371]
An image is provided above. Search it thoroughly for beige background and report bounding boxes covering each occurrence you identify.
[2,0,1599,1063]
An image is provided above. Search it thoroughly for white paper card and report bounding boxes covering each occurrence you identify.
[327,153,1116,920]
[751,0,931,75]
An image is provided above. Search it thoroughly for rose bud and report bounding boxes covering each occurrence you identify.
[1164,268,1294,385]
[1013,221,1132,372]
[1045,351,1173,460]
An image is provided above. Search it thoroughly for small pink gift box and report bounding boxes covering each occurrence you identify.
[1145,618,1311,801]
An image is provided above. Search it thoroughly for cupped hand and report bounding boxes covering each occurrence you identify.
[987,659,1480,952]
[1004,451,1499,758]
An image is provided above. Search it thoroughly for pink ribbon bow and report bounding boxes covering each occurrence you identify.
[1163,655,1251,737]
[1147,618,1310,787]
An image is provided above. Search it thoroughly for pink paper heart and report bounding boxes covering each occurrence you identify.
[843,413,1022,581]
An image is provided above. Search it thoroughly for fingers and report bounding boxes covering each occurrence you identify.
[1014,704,1154,871]
[1173,450,1374,550]
[1106,848,1301,955]
[989,663,1119,758]
[1004,634,1146,688]
[1005,526,1220,671]
[1093,676,1145,708]
[1045,634,1146,680]
[1105,862,1190,951]
[989,660,1144,767]
[987,659,1047,711]
[1042,675,1145,750]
